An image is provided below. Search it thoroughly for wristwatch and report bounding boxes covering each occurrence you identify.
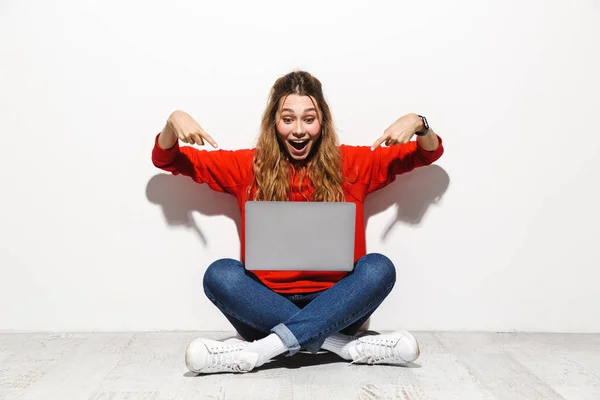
[415,115,429,136]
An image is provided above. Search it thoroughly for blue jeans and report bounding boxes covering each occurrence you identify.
[203,253,396,356]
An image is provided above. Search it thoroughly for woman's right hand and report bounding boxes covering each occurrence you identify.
[165,110,218,148]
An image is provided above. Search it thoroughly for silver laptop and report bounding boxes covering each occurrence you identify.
[245,201,356,271]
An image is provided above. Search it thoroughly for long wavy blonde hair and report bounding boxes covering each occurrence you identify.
[249,71,345,202]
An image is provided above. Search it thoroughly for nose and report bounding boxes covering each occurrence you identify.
[293,121,304,136]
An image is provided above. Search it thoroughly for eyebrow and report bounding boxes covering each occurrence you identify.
[281,108,316,114]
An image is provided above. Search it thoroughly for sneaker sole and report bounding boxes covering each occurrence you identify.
[298,350,330,355]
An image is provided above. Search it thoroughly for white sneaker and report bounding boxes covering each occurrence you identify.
[348,331,420,365]
[223,337,248,344]
[185,338,259,374]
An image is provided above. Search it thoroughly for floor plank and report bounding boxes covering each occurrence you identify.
[0,332,598,400]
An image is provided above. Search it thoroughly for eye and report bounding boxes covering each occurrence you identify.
[283,117,293,124]
[305,118,315,124]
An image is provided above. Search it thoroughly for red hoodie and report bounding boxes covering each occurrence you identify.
[152,134,444,293]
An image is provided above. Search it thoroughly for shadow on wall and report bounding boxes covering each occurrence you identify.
[146,164,450,248]
[146,174,241,247]
[364,164,450,241]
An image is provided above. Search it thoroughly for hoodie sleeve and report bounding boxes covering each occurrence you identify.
[151,133,253,195]
[342,135,444,195]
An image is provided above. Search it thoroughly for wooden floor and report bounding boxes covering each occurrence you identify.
[0,331,598,399]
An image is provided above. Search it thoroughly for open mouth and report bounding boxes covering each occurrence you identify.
[289,139,309,151]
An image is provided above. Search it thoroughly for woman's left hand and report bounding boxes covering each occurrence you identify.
[371,113,423,151]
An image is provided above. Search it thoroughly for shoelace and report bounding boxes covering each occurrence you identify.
[207,343,250,372]
[349,338,397,365]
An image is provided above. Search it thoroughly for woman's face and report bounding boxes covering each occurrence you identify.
[275,94,321,162]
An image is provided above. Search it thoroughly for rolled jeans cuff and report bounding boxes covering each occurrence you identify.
[271,323,301,356]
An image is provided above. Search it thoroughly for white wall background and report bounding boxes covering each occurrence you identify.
[1,0,599,333]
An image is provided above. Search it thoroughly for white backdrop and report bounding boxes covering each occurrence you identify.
[1,0,599,332]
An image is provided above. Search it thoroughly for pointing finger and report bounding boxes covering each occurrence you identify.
[371,135,388,151]
[200,128,218,148]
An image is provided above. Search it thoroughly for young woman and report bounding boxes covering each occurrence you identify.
[152,71,444,374]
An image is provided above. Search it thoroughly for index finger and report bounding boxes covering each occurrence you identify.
[200,129,218,148]
[370,135,387,151]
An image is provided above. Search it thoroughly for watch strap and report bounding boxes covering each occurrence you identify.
[415,115,429,136]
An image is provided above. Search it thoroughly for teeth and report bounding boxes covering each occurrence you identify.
[292,140,307,143]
